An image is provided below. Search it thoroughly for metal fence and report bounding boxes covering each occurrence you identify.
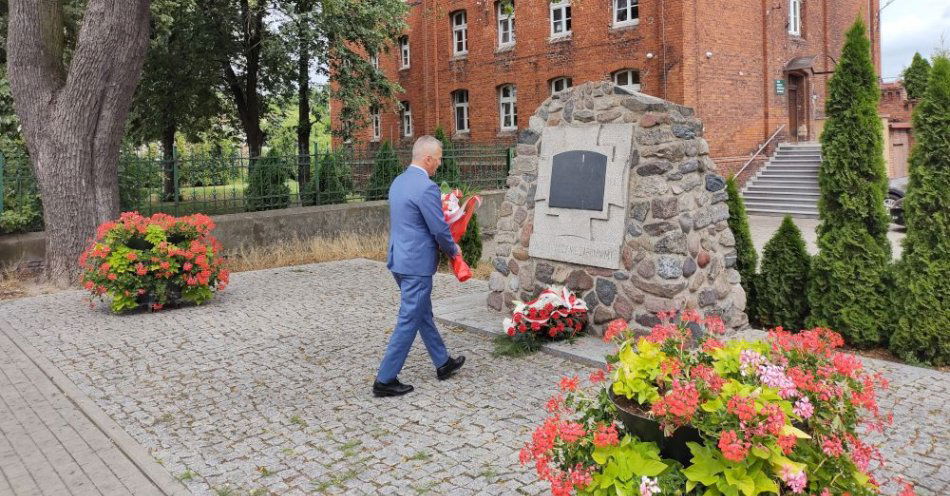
[0,143,513,235]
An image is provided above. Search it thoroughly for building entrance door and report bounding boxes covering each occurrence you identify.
[787,73,808,141]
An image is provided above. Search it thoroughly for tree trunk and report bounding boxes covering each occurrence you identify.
[296,0,312,200]
[7,0,151,285]
[161,123,177,202]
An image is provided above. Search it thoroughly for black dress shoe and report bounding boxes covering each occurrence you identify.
[372,379,414,397]
[437,355,466,380]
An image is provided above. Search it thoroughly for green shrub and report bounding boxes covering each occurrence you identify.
[432,127,461,187]
[755,216,810,331]
[366,141,400,201]
[459,211,481,268]
[807,20,892,347]
[245,149,291,211]
[725,177,759,324]
[0,157,43,234]
[315,149,352,205]
[890,56,950,366]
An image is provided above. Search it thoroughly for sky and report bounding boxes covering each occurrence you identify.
[880,0,950,81]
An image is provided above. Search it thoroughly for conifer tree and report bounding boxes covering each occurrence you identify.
[890,56,950,365]
[902,52,932,101]
[366,141,400,201]
[756,216,811,331]
[725,177,759,323]
[807,20,892,347]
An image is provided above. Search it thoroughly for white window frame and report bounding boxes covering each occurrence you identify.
[370,53,379,70]
[499,84,517,131]
[453,90,470,133]
[401,102,413,137]
[550,77,572,95]
[788,0,801,36]
[613,0,639,27]
[497,1,516,48]
[452,11,468,56]
[613,69,641,93]
[549,0,571,38]
[399,36,410,69]
[370,106,381,141]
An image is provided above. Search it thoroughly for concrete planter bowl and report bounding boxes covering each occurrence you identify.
[608,387,703,465]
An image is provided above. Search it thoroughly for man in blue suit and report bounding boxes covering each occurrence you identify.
[373,136,466,397]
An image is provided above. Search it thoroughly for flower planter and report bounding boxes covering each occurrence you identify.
[608,387,703,465]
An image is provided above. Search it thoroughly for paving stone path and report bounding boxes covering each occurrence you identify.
[1,258,946,495]
[0,259,593,495]
[0,317,187,495]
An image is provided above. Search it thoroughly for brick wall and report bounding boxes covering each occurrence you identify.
[331,0,881,174]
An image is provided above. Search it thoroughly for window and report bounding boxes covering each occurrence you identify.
[401,101,412,137]
[370,53,379,70]
[371,106,381,141]
[613,69,641,92]
[499,84,517,131]
[550,77,573,95]
[613,0,639,27]
[452,90,470,133]
[452,11,468,55]
[788,0,801,36]
[399,36,410,68]
[550,0,571,37]
[497,1,515,47]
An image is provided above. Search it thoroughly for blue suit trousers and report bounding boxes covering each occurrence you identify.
[376,273,449,383]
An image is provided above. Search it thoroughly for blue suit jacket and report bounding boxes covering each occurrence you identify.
[387,166,459,276]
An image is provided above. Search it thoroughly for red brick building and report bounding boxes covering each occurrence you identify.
[879,81,914,178]
[331,0,881,177]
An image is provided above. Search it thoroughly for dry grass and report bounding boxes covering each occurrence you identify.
[0,261,64,301]
[227,233,389,273]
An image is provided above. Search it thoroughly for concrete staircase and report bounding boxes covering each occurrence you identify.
[741,142,820,218]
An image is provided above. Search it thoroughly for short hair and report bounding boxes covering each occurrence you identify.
[412,135,442,160]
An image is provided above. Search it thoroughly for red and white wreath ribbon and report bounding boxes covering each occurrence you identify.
[442,189,482,242]
[502,285,588,331]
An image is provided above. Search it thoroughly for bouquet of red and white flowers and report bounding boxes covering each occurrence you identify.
[441,186,481,282]
[502,286,589,346]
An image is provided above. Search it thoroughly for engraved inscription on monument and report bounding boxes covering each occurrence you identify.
[548,151,607,211]
[528,124,633,270]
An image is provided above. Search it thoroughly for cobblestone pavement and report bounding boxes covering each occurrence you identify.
[2,258,946,495]
[0,319,185,495]
[0,259,593,495]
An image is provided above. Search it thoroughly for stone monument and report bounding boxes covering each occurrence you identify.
[488,81,748,333]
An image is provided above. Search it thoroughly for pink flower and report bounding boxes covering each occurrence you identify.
[793,396,814,419]
[780,465,807,494]
[739,350,766,375]
[639,476,661,496]
[822,435,844,457]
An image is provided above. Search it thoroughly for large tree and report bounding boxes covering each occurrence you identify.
[202,0,294,160]
[7,0,151,283]
[807,20,892,347]
[127,0,227,200]
[316,0,408,142]
[902,52,931,101]
[890,56,950,365]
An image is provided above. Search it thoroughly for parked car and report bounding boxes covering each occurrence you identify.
[887,176,908,225]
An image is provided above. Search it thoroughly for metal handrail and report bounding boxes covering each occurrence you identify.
[734,125,786,180]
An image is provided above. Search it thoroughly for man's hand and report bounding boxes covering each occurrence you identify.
[453,243,462,257]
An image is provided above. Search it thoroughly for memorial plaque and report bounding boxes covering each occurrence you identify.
[529,123,633,269]
[548,151,607,211]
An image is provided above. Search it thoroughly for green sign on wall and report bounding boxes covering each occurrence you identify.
[775,79,786,95]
